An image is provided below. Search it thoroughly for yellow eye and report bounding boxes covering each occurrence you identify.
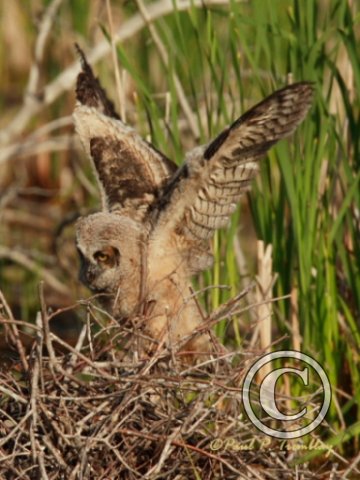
[94,251,109,263]
[93,247,119,267]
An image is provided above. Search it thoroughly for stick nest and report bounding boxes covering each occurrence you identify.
[0,297,339,479]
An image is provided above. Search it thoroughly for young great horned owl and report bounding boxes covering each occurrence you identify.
[74,47,313,357]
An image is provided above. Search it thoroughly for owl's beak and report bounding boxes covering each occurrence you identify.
[78,257,95,287]
[78,259,109,294]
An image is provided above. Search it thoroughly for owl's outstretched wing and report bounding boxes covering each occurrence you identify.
[152,82,313,262]
[73,46,177,216]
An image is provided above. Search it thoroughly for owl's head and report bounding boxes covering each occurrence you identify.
[75,212,144,317]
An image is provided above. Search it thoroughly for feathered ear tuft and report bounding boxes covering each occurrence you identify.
[74,43,120,120]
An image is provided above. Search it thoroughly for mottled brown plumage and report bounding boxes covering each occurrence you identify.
[74,47,313,358]
[74,47,177,215]
[75,44,121,120]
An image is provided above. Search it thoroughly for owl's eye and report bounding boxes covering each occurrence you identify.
[93,247,119,267]
[94,251,109,262]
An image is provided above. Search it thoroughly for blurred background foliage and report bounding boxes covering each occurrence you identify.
[0,0,359,460]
